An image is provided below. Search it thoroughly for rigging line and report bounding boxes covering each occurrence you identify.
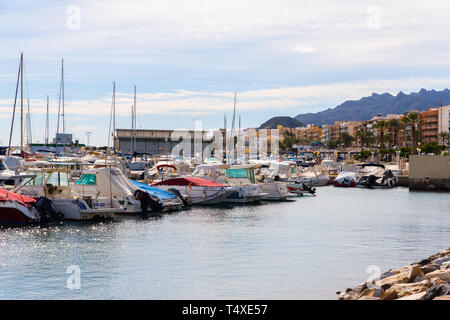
[8,55,22,154]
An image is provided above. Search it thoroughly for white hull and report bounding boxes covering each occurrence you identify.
[51,198,122,221]
[223,185,264,203]
[156,185,235,205]
[259,182,293,200]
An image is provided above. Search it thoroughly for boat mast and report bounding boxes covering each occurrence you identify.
[26,98,32,146]
[20,53,24,154]
[113,81,116,150]
[45,95,49,145]
[8,53,22,156]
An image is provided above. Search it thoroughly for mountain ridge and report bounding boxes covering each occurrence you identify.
[292,88,450,126]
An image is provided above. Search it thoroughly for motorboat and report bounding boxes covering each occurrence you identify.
[0,187,62,226]
[0,187,40,225]
[356,164,398,189]
[152,177,235,205]
[252,164,295,200]
[333,171,358,187]
[16,169,122,220]
[191,164,264,203]
[296,167,330,187]
[71,167,184,214]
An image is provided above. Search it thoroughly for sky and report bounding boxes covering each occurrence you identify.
[1,0,450,146]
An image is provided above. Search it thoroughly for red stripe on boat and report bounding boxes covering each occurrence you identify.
[152,177,225,187]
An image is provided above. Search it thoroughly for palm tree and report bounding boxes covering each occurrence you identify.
[401,112,421,155]
[439,132,449,148]
[354,129,366,150]
[387,119,401,148]
[373,120,388,149]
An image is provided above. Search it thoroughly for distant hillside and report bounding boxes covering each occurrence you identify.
[259,116,304,129]
[294,88,450,126]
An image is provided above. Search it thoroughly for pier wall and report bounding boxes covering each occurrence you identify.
[409,155,450,191]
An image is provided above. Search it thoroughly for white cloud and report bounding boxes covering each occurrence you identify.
[292,45,315,54]
[1,76,449,118]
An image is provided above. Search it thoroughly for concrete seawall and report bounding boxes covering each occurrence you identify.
[409,155,450,191]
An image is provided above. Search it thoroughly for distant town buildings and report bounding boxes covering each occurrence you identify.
[275,105,450,149]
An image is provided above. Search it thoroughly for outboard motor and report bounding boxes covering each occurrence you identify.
[368,175,377,186]
[167,188,191,208]
[34,197,64,224]
[134,189,163,214]
[303,183,316,196]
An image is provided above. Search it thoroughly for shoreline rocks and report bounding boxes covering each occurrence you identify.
[337,247,450,300]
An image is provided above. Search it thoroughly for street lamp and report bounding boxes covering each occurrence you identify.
[86,131,92,148]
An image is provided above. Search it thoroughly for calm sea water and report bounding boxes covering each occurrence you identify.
[0,187,449,299]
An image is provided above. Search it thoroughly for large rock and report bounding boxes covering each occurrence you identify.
[396,292,426,300]
[358,296,379,300]
[377,265,423,287]
[387,280,430,299]
[424,269,450,282]
[381,288,398,300]
[360,287,382,298]
[424,284,450,300]
[433,256,450,266]
[407,265,424,280]
[420,264,439,274]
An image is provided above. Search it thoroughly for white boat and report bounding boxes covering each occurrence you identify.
[252,164,295,200]
[356,164,398,189]
[333,171,358,187]
[16,169,122,220]
[71,167,184,213]
[152,177,235,205]
[192,164,264,203]
[297,167,330,187]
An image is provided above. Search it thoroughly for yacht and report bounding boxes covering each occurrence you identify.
[152,177,235,205]
[356,164,398,189]
[16,168,122,220]
[192,164,264,203]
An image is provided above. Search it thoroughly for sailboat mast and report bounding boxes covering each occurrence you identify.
[61,59,65,135]
[26,98,32,146]
[20,53,23,153]
[45,95,49,145]
[113,81,116,149]
[8,54,21,155]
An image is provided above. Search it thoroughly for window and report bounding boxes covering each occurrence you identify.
[46,172,69,187]
[75,174,97,185]
[226,168,248,178]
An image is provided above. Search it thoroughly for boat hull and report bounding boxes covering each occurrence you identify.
[0,201,40,226]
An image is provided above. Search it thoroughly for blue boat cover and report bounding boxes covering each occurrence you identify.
[130,179,177,200]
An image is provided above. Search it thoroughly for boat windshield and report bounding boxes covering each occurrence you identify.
[75,174,97,185]
[46,171,69,187]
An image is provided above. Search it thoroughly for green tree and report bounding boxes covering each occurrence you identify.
[401,112,421,155]
[438,132,449,148]
[373,120,388,149]
[387,119,402,148]
[340,132,355,148]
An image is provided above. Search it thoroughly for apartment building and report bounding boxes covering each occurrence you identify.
[419,108,439,144]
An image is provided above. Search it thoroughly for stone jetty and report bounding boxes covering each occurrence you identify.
[337,248,450,300]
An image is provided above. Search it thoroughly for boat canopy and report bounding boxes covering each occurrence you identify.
[152,177,225,187]
[0,188,36,207]
[130,180,177,200]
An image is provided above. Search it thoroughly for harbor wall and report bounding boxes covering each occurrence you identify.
[409,155,450,191]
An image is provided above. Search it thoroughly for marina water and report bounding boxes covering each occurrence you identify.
[0,186,448,299]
